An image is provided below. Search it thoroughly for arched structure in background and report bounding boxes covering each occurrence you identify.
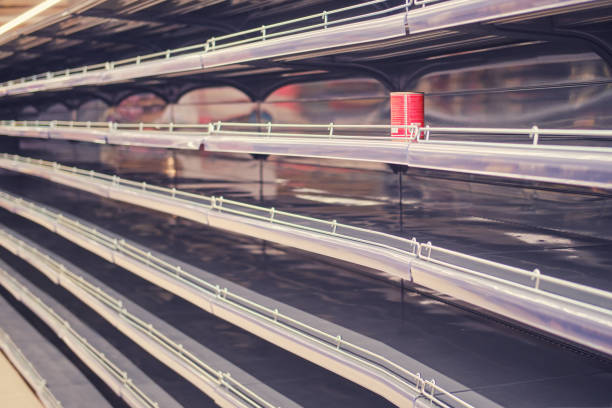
[113,87,169,106]
[172,78,259,104]
[4,74,396,126]
[17,105,38,121]
[262,77,388,125]
[111,92,168,123]
[76,99,111,122]
[18,52,611,130]
[37,102,72,121]
[173,86,255,124]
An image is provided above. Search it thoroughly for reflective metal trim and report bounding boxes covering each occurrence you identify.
[0,328,63,408]
[0,265,159,408]
[0,155,610,357]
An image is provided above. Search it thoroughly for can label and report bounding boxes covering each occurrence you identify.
[390,92,424,140]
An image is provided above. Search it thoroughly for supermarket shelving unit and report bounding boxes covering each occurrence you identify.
[1,1,612,408]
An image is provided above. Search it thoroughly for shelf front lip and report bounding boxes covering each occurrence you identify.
[0,157,610,358]
[202,13,406,69]
[406,0,612,34]
[3,124,611,189]
[0,125,49,139]
[411,259,612,357]
[100,53,204,84]
[2,0,610,96]
[202,136,612,190]
[1,71,103,96]
[104,184,416,282]
[405,141,612,190]
[1,53,204,97]
[108,130,205,149]
[49,127,108,143]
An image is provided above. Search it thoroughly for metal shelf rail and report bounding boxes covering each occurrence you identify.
[0,0,606,97]
[0,265,159,408]
[0,193,475,408]
[0,227,287,408]
[0,154,610,358]
[2,120,612,189]
[0,0,411,96]
[0,327,63,408]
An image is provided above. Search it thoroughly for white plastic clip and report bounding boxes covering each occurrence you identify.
[530,125,539,145]
[531,268,541,290]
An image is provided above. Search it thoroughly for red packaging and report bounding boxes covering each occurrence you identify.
[390,91,424,140]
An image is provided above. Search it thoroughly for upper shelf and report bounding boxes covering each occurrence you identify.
[1,119,612,191]
[0,0,609,98]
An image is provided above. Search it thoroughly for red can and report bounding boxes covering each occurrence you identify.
[390,91,424,140]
